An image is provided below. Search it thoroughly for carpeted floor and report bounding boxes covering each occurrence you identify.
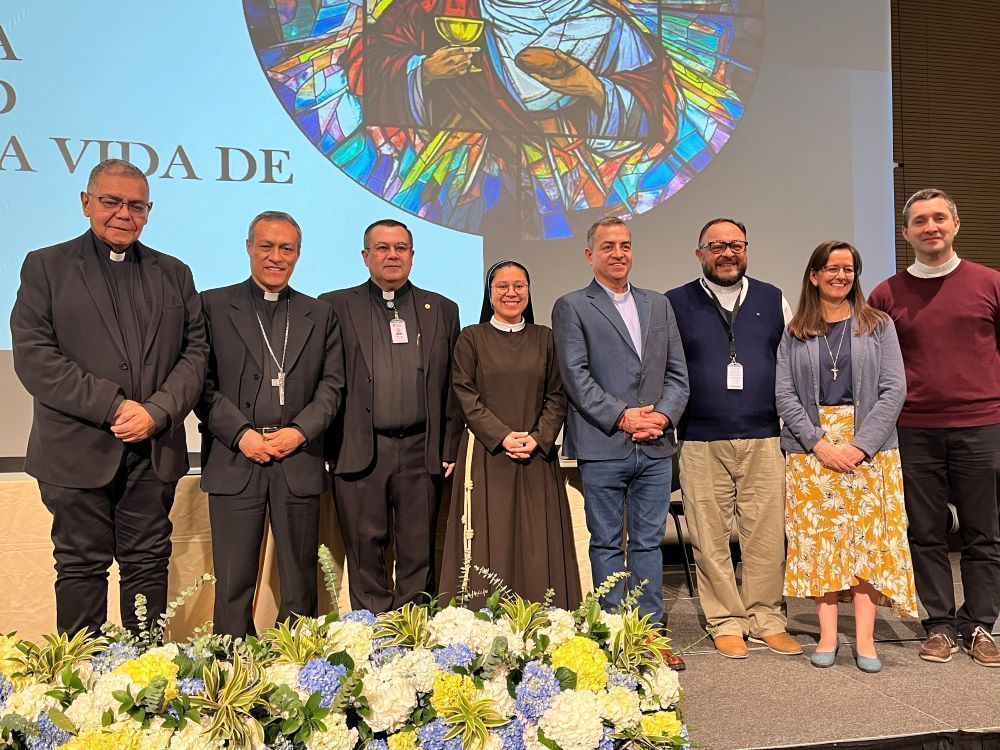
[661,554,1000,750]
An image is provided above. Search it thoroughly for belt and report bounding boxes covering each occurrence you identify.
[253,425,284,435]
[375,423,426,439]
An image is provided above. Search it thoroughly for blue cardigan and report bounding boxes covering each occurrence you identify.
[775,316,906,456]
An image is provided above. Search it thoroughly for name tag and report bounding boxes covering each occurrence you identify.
[390,318,409,344]
[727,362,744,390]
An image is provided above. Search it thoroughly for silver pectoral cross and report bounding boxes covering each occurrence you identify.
[271,370,286,406]
[831,365,839,381]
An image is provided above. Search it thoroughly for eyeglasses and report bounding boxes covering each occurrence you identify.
[818,265,856,276]
[367,243,413,254]
[87,193,152,216]
[698,240,748,254]
[493,282,528,294]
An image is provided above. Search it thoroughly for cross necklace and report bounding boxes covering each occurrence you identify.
[254,300,290,406]
[822,317,850,381]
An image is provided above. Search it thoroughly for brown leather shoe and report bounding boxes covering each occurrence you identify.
[963,627,1000,667]
[660,645,686,671]
[750,632,804,655]
[919,632,958,663]
[714,634,749,659]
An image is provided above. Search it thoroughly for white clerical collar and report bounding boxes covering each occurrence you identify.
[701,275,746,298]
[109,249,127,263]
[908,253,961,278]
[263,291,280,302]
[596,279,631,303]
[382,289,395,301]
[490,315,525,333]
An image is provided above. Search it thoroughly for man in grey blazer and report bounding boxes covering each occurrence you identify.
[11,159,208,636]
[197,211,344,637]
[320,219,462,613]
[552,217,689,635]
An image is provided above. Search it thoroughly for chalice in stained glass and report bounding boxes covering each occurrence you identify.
[434,16,484,73]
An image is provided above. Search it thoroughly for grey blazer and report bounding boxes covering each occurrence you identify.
[552,279,689,461]
[775,316,906,456]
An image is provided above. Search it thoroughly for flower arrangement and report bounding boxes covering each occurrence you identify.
[0,552,687,750]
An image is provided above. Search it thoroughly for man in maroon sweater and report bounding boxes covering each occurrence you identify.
[869,188,1000,668]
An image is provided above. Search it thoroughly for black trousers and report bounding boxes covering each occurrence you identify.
[209,464,320,637]
[38,443,175,636]
[334,431,441,613]
[898,424,1000,640]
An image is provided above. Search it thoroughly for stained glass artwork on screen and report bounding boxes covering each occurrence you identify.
[244,1,763,240]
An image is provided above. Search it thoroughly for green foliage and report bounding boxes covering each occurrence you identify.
[261,616,327,665]
[189,654,268,747]
[609,609,672,674]
[373,602,430,648]
[439,689,507,749]
[554,666,577,691]
[318,544,342,613]
[478,636,508,681]
[11,629,106,685]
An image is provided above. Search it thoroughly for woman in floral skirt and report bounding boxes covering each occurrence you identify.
[776,240,917,673]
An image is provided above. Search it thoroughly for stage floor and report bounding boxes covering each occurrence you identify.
[664,554,1000,749]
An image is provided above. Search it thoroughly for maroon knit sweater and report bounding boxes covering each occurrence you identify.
[869,259,1000,428]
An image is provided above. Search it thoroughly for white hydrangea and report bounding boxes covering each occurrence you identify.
[639,663,681,710]
[265,662,310,702]
[536,608,576,651]
[306,712,359,750]
[325,620,374,664]
[495,620,527,658]
[522,723,546,750]
[395,648,438,694]
[482,733,503,750]
[168,718,222,750]
[145,644,181,661]
[429,607,498,653]
[599,686,641,731]
[479,671,515,718]
[361,665,418,733]
[538,690,605,750]
[138,717,174,750]
[598,612,626,645]
[65,673,135,732]
[2,681,59,722]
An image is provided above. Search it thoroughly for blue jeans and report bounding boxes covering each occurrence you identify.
[579,448,671,621]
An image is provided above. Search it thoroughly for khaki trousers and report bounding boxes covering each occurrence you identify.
[679,437,787,638]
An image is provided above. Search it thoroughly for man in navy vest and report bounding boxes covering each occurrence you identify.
[665,218,800,659]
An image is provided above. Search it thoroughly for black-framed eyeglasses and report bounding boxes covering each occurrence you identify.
[87,193,152,216]
[366,243,413,254]
[698,240,748,254]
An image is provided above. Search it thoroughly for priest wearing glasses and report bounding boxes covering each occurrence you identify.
[11,158,208,636]
[321,219,462,613]
[197,211,344,637]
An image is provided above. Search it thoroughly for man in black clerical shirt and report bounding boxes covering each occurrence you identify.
[11,159,208,635]
[197,211,344,636]
[321,219,462,613]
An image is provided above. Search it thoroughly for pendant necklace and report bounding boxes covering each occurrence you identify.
[822,318,849,381]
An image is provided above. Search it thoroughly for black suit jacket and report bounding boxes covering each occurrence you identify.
[11,231,209,488]
[319,282,461,476]
[197,282,344,497]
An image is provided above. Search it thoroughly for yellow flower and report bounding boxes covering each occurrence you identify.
[0,634,21,679]
[387,729,420,750]
[429,672,477,713]
[113,653,180,702]
[61,723,144,750]
[640,710,683,739]
[550,636,608,691]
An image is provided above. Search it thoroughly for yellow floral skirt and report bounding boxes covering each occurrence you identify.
[784,404,918,617]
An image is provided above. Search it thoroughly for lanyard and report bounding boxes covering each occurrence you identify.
[701,279,742,363]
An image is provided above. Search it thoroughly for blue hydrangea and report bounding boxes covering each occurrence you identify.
[680,723,691,750]
[597,726,615,750]
[0,675,12,709]
[416,718,464,750]
[368,740,389,750]
[90,641,141,674]
[607,667,638,691]
[178,677,205,696]
[341,609,378,626]
[298,658,348,708]
[514,661,561,724]
[434,643,476,670]
[369,643,406,668]
[494,717,526,750]
[478,607,494,620]
[25,713,72,750]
